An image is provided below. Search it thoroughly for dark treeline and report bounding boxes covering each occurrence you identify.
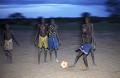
[0,17,117,25]
[0,17,120,30]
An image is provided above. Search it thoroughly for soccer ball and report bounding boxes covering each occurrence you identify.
[60,61,68,69]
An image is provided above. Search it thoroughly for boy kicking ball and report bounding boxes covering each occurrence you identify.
[71,35,93,70]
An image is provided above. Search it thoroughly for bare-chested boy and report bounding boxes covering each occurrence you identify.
[71,17,97,70]
[35,18,48,63]
[72,34,93,70]
[1,24,19,63]
[82,17,96,65]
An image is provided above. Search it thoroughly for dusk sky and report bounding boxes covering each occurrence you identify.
[0,0,109,18]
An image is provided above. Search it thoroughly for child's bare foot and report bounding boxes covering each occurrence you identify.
[74,49,80,52]
[56,58,59,62]
[69,64,75,67]
[82,67,89,71]
[93,63,97,66]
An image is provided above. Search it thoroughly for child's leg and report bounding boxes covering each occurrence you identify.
[43,36,48,62]
[75,48,80,52]
[54,49,58,62]
[90,49,97,65]
[5,50,12,63]
[49,49,52,61]
[72,52,84,67]
[83,54,89,70]
[44,48,47,62]
[4,50,9,57]
[54,49,57,59]
[8,51,12,63]
[38,48,42,64]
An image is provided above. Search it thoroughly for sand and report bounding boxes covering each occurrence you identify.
[0,30,120,78]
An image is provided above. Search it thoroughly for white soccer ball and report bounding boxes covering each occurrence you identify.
[60,61,68,69]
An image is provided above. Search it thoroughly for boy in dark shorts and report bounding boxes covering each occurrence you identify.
[72,35,92,70]
[81,17,97,65]
[71,17,97,70]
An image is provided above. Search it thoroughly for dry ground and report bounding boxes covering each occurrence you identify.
[0,30,120,78]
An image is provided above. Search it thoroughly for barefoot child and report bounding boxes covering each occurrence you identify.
[72,34,92,70]
[75,17,97,65]
[48,19,60,62]
[71,17,97,70]
[35,18,48,63]
[1,24,19,63]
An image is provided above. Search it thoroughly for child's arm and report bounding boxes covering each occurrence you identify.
[91,24,94,37]
[56,31,61,45]
[34,25,39,46]
[11,31,19,46]
[91,23,96,48]
[92,24,96,43]
[92,36,96,50]
[55,24,61,45]
[1,31,5,46]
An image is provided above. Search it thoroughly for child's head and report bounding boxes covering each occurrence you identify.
[85,17,90,23]
[5,24,9,30]
[41,18,45,23]
[51,19,55,24]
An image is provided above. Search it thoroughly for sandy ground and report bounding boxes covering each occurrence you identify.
[0,30,120,78]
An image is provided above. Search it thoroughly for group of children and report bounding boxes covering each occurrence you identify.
[34,18,60,63]
[0,17,96,70]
